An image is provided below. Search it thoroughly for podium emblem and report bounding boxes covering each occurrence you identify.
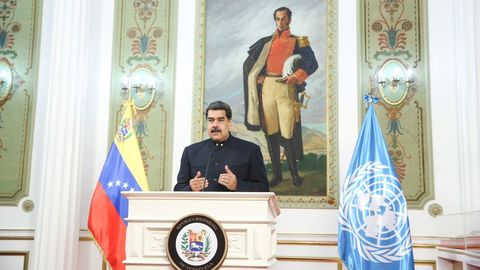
[167,214,227,270]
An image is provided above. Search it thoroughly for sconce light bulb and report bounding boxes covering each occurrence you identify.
[147,78,155,89]
[0,71,7,80]
[121,76,130,88]
[393,68,401,80]
[407,69,413,80]
[377,70,385,83]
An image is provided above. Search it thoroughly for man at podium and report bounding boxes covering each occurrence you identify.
[174,101,269,192]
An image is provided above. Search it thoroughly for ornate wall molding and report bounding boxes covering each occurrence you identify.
[110,0,178,191]
[0,0,40,205]
[360,0,434,209]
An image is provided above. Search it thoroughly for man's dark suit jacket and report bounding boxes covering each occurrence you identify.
[174,135,269,192]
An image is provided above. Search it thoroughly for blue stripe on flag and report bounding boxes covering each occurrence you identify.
[98,143,142,224]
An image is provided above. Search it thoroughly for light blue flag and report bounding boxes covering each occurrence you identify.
[338,100,415,270]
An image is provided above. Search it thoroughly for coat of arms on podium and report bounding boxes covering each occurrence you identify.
[167,214,227,270]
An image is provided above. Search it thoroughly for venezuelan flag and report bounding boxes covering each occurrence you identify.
[88,101,149,270]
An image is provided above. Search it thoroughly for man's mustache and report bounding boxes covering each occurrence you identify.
[210,127,222,133]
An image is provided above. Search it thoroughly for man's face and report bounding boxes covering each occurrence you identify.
[275,10,291,31]
[207,109,232,142]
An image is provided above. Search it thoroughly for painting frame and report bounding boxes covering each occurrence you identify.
[191,0,338,208]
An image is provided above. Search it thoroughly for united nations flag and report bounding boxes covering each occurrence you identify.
[338,99,415,270]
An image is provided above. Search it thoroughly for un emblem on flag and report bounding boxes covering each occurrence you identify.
[167,214,227,270]
[339,162,412,263]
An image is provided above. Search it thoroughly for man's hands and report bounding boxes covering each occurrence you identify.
[189,165,237,191]
[257,75,265,84]
[189,171,208,191]
[283,74,298,84]
[219,165,237,190]
[257,74,298,85]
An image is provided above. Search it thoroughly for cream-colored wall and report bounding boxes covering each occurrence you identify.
[1,0,479,269]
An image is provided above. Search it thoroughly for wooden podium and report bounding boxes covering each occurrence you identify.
[122,192,281,269]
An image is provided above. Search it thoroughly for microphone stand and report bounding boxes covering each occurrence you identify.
[201,151,213,191]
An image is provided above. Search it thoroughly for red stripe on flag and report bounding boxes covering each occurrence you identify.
[88,182,127,270]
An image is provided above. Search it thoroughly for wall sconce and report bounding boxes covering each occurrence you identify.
[121,67,157,110]
[372,60,416,106]
[0,71,7,88]
[0,61,14,108]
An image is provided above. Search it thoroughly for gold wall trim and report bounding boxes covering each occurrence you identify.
[414,244,437,249]
[277,240,437,249]
[278,240,337,246]
[0,232,438,249]
[0,236,34,241]
[415,260,436,270]
[277,256,436,270]
[0,251,29,270]
[278,232,445,240]
[437,247,480,260]
[0,236,95,241]
[0,229,34,232]
[79,236,93,241]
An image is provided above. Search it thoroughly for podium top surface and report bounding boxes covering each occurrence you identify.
[122,191,280,216]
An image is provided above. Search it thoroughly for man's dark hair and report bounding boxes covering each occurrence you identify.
[205,100,232,120]
[273,7,292,20]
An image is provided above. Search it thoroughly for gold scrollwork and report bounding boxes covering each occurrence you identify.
[427,203,443,218]
[22,199,34,213]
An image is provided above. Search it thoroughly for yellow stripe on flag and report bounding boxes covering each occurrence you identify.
[114,101,150,191]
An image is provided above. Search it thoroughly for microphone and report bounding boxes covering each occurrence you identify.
[201,151,213,191]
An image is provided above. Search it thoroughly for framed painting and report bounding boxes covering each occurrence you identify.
[192,0,338,208]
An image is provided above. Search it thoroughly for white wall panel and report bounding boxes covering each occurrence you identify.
[427,0,465,215]
[78,241,104,270]
[0,254,26,270]
[0,232,34,270]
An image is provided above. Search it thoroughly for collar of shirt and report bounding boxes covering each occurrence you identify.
[274,28,291,40]
[209,132,232,148]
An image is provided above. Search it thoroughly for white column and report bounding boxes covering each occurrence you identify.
[452,0,480,212]
[428,0,463,215]
[32,0,89,269]
[470,0,480,211]
[337,0,359,184]
[172,0,196,188]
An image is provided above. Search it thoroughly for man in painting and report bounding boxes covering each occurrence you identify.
[174,101,269,192]
[243,7,318,187]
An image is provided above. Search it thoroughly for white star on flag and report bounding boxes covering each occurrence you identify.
[107,181,113,188]
[129,187,135,191]
[123,182,129,189]
[115,179,121,186]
